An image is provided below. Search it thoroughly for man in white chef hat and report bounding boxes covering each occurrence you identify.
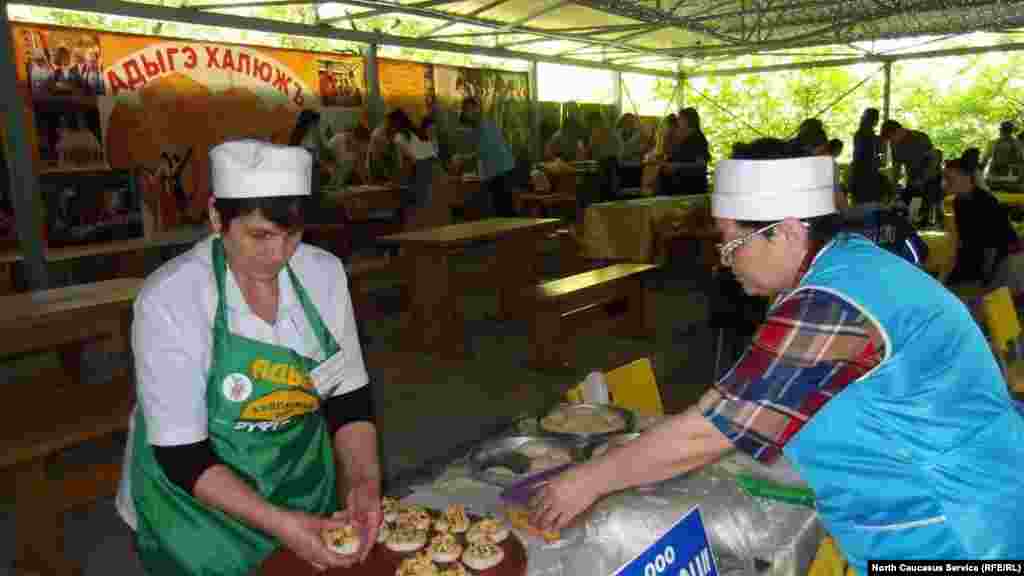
[531,149,1024,572]
[118,139,382,575]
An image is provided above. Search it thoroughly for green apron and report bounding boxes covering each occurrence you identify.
[131,238,341,575]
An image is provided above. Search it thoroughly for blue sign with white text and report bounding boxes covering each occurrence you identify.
[613,506,719,576]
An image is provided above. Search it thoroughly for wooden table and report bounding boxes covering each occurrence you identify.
[379,218,562,358]
[0,277,142,576]
[583,195,711,263]
[323,184,406,222]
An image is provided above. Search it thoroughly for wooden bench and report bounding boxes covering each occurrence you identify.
[0,278,141,576]
[528,263,658,369]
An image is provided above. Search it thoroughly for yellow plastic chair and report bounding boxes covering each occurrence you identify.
[606,358,664,417]
[808,536,857,576]
[979,287,1024,394]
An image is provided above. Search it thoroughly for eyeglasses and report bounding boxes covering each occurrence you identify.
[716,221,796,267]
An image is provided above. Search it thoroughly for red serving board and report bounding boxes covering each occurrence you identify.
[259,514,528,576]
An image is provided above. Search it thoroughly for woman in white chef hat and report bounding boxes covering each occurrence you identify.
[531,147,1024,572]
[116,139,381,575]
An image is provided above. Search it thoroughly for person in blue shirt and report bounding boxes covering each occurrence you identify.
[459,97,517,218]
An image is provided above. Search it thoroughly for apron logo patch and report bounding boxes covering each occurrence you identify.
[222,373,253,402]
[238,388,320,428]
[249,358,314,390]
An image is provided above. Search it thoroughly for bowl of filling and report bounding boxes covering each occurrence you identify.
[538,403,635,445]
[469,435,580,487]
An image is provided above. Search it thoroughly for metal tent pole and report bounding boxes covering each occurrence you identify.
[365,41,382,129]
[1,3,47,290]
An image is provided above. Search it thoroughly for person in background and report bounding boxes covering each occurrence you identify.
[419,115,440,159]
[659,107,710,195]
[586,111,622,204]
[826,137,849,211]
[618,113,652,191]
[367,121,398,184]
[28,47,53,96]
[982,120,1024,193]
[880,119,942,227]
[117,140,381,575]
[328,124,370,187]
[828,138,843,158]
[530,146,1024,572]
[459,96,516,218]
[618,113,649,164]
[850,108,884,204]
[656,114,679,159]
[82,47,104,96]
[387,108,443,228]
[289,110,333,205]
[946,148,1019,286]
[545,102,586,162]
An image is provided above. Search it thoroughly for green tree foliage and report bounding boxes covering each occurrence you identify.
[649,52,1024,165]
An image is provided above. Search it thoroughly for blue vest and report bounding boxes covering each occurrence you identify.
[782,235,1024,573]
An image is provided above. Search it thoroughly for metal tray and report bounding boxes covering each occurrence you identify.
[586,432,643,459]
[538,403,635,444]
[468,435,582,487]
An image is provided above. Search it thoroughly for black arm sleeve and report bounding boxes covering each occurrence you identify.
[324,382,375,439]
[153,440,222,496]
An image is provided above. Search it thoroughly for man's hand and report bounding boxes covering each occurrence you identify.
[273,509,359,571]
[345,478,382,562]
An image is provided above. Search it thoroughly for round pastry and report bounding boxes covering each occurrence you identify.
[322,523,360,556]
[396,551,439,576]
[442,504,469,534]
[462,542,505,571]
[434,516,451,533]
[428,532,463,564]
[438,563,468,576]
[383,497,402,522]
[385,527,428,553]
[466,517,509,544]
[396,507,433,531]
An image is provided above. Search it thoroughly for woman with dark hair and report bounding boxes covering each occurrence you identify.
[288,110,332,206]
[946,148,1018,285]
[531,139,1024,570]
[387,108,444,229]
[850,108,883,204]
[659,107,710,195]
[118,140,381,575]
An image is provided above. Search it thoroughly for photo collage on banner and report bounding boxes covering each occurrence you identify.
[10,22,532,250]
[12,23,366,246]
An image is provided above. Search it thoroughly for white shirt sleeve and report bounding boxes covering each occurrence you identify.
[132,292,210,447]
[320,256,369,398]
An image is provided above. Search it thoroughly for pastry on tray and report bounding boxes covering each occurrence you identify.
[433,504,470,534]
[438,563,468,576]
[383,497,402,522]
[386,527,429,553]
[503,504,561,542]
[427,532,463,563]
[322,523,360,556]
[396,507,433,531]
[395,551,439,576]
[466,517,509,544]
[462,542,505,571]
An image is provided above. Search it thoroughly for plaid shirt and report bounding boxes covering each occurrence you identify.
[700,286,886,464]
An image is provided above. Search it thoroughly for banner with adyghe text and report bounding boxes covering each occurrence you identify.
[12,23,364,239]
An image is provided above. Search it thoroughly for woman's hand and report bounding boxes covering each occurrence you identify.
[345,478,383,562]
[528,465,602,532]
[273,509,359,571]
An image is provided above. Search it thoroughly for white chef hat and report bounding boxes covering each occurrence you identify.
[210,139,311,199]
[713,157,836,220]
